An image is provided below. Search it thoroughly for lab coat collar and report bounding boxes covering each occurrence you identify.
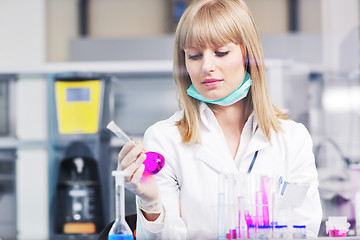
[196,103,238,173]
[243,113,270,158]
[199,102,213,130]
[199,102,257,134]
[196,103,270,174]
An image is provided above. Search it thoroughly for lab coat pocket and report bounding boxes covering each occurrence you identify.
[279,182,310,207]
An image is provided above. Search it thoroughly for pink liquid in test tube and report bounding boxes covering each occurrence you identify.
[261,176,273,226]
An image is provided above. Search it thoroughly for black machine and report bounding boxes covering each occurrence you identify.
[48,73,113,240]
[53,141,104,234]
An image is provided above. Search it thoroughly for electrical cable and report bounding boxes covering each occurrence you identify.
[314,137,359,168]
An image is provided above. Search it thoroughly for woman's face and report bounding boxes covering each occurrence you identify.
[184,42,246,101]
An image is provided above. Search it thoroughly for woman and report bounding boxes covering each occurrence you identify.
[118,0,322,239]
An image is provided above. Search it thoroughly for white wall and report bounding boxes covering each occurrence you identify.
[0,0,49,239]
[321,0,360,72]
[15,77,48,240]
[0,0,46,65]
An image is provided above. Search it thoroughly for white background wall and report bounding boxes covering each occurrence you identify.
[0,0,49,239]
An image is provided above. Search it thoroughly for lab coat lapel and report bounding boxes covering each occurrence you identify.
[244,114,271,157]
[245,129,270,155]
[241,127,270,172]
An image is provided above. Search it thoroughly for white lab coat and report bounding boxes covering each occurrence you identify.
[136,103,322,239]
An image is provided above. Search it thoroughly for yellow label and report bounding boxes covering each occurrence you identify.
[55,80,101,134]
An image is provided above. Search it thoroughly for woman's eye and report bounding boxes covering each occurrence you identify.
[188,54,202,60]
[215,51,230,57]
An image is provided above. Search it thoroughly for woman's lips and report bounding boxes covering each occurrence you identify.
[202,78,222,88]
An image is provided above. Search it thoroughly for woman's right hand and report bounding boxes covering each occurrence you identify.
[117,141,160,204]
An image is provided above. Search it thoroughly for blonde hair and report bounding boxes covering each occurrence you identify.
[173,0,287,143]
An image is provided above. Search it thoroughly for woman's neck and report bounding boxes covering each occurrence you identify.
[210,100,248,159]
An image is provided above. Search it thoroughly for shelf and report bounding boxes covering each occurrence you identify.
[0,60,173,75]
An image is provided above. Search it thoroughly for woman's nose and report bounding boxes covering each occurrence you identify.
[201,51,215,73]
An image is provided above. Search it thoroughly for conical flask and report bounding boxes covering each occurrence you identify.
[108,171,134,240]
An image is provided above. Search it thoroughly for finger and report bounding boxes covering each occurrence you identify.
[119,142,144,170]
[122,152,147,181]
[118,141,136,162]
[120,142,145,170]
[131,164,145,185]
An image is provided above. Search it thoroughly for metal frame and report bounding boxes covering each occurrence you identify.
[0,74,16,139]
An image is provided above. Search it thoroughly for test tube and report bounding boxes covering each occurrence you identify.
[292,225,306,239]
[248,225,256,239]
[256,191,264,227]
[273,225,292,239]
[257,225,272,239]
[218,174,226,239]
[238,196,248,239]
[107,121,165,175]
[260,175,273,227]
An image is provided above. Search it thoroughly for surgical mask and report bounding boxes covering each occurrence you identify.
[186,71,252,106]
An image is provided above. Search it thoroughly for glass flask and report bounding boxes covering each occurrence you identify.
[107,121,165,175]
[108,171,134,240]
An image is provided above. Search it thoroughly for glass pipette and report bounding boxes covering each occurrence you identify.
[107,121,165,175]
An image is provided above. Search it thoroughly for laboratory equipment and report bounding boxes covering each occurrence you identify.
[217,173,311,239]
[49,72,112,240]
[248,225,256,239]
[53,141,103,234]
[238,196,248,239]
[0,75,16,136]
[357,191,360,236]
[108,171,134,240]
[273,225,289,239]
[292,225,307,239]
[0,149,16,239]
[0,75,16,239]
[107,121,165,175]
[325,216,350,237]
[55,77,102,134]
[257,225,271,239]
[218,190,225,239]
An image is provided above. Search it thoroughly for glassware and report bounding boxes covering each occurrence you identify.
[108,171,134,240]
[107,121,165,175]
[325,216,350,237]
[292,225,307,239]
